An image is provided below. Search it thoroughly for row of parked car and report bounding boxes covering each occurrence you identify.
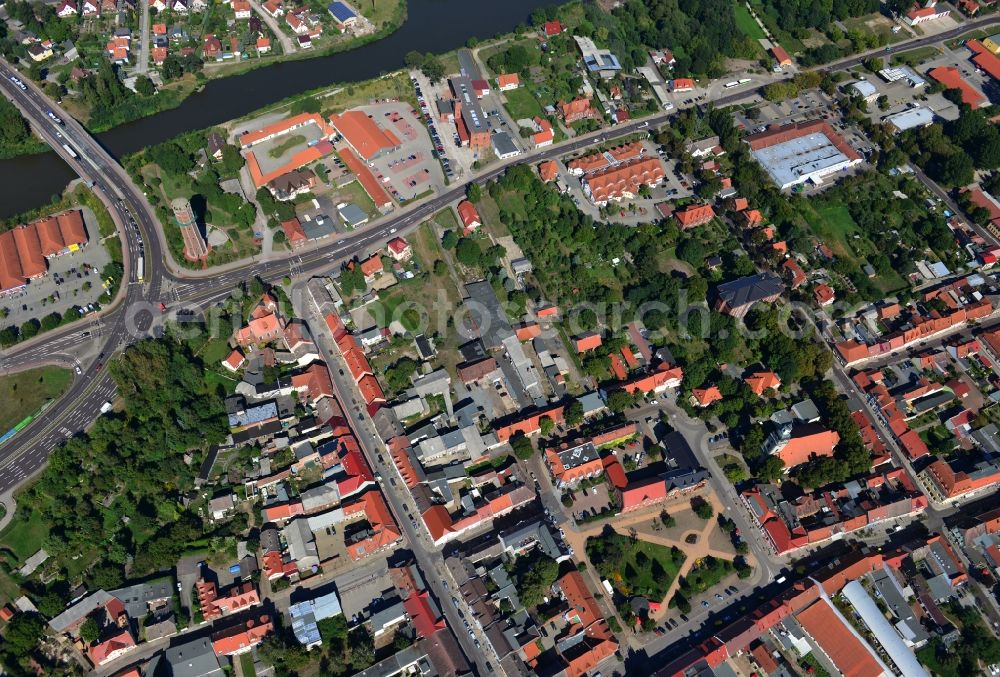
[411,76,455,181]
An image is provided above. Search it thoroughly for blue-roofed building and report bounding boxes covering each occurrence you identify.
[573,35,621,79]
[327,1,357,27]
[228,400,279,429]
[289,589,343,648]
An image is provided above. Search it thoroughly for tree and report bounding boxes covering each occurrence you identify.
[384,357,417,392]
[221,144,244,175]
[421,53,445,83]
[79,617,100,644]
[676,238,706,267]
[692,498,713,520]
[539,416,555,436]
[40,312,62,331]
[606,389,636,413]
[404,51,425,68]
[660,509,676,528]
[441,229,458,249]
[146,141,192,176]
[757,455,786,483]
[510,434,534,460]
[339,263,367,296]
[511,551,559,608]
[19,318,39,340]
[455,238,482,267]
[135,75,155,96]
[723,463,748,484]
[565,399,584,427]
[467,182,482,203]
[3,612,45,657]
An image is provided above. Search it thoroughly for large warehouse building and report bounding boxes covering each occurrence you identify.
[0,210,88,292]
[746,121,863,190]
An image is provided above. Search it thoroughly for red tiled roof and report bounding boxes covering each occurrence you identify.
[573,332,602,353]
[585,157,665,204]
[0,210,87,291]
[675,203,716,229]
[928,66,986,108]
[745,371,781,396]
[692,386,723,407]
[212,615,273,655]
[88,630,135,666]
[457,200,481,229]
[968,39,1000,82]
[403,591,446,638]
[359,253,383,277]
[539,160,558,181]
[329,110,401,160]
[621,478,667,511]
[339,149,392,208]
[770,45,791,65]
[281,217,305,242]
[497,73,519,88]
[797,599,883,677]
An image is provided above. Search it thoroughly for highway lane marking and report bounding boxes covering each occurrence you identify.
[0,372,117,475]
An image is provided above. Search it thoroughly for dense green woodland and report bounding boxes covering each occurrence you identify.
[581,0,758,77]
[0,99,44,159]
[757,0,879,34]
[19,338,228,581]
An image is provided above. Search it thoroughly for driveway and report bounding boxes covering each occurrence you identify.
[249,0,296,55]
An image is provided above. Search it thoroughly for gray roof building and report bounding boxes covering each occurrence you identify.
[164,636,224,677]
[109,580,173,620]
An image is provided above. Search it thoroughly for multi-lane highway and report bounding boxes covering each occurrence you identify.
[0,11,998,498]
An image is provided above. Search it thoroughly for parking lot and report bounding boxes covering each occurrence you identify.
[0,207,112,328]
[409,70,470,180]
[360,101,448,204]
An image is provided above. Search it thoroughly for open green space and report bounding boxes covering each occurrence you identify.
[798,199,907,295]
[891,45,941,67]
[267,134,307,159]
[240,653,257,677]
[0,367,72,434]
[503,87,546,121]
[586,529,685,601]
[734,4,766,40]
[0,510,50,562]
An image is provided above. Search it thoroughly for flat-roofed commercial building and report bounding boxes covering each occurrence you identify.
[885,106,935,133]
[746,121,863,190]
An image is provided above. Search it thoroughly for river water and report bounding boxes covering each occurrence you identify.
[0,0,556,217]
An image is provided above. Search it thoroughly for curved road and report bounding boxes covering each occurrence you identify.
[0,13,998,495]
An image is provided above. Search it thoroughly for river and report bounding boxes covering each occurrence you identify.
[0,0,557,217]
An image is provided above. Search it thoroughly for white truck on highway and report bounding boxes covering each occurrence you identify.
[61,143,78,159]
[100,401,113,414]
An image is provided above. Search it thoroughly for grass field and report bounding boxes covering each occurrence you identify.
[806,202,907,293]
[587,531,684,601]
[0,366,72,434]
[0,510,49,562]
[734,4,766,40]
[891,45,941,67]
[503,87,545,121]
[240,653,257,677]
